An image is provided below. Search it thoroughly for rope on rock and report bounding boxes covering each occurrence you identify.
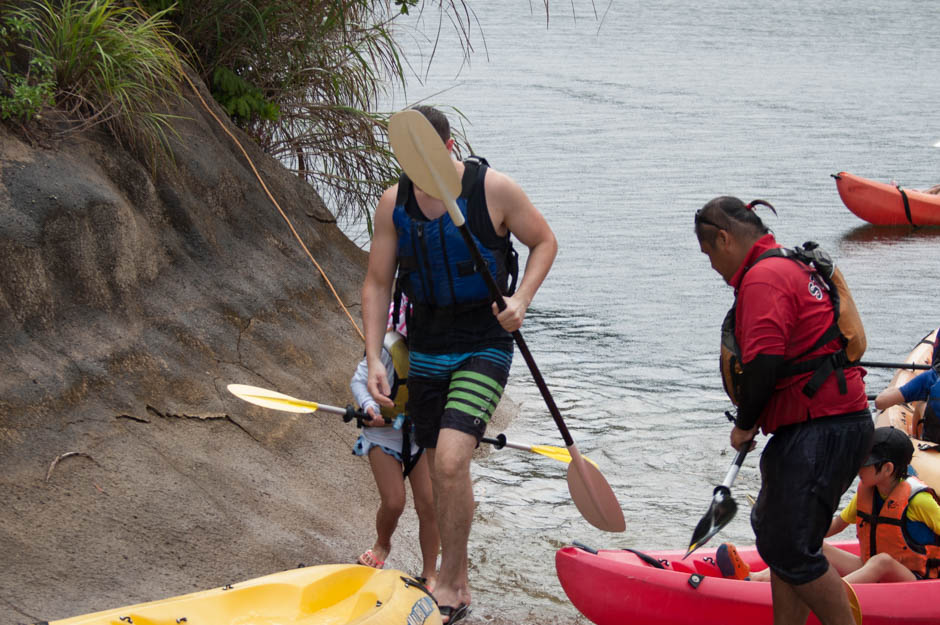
[180,69,364,341]
[141,7,365,342]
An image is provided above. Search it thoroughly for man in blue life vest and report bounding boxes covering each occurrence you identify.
[874,329,940,443]
[361,106,557,623]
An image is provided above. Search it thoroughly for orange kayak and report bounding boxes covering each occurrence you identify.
[833,171,940,225]
[875,328,940,488]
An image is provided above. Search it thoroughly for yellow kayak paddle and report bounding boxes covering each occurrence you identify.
[482,433,598,467]
[229,384,588,466]
[227,383,366,422]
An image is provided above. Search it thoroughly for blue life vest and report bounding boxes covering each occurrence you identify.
[393,156,517,311]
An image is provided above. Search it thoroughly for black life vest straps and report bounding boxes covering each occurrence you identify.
[751,247,850,398]
[463,156,519,296]
[776,324,849,397]
[395,156,487,209]
[400,417,424,479]
[395,156,519,300]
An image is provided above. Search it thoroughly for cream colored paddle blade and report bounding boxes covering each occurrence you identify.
[388,110,464,222]
[227,384,319,414]
[844,579,862,625]
[566,446,626,532]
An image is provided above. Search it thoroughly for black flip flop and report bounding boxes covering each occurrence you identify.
[439,603,471,624]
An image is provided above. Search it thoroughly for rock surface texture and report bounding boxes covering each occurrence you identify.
[0,74,512,623]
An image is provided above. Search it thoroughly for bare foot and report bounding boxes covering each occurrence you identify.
[433,585,471,623]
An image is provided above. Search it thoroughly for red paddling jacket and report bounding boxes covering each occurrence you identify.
[856,477,940,579]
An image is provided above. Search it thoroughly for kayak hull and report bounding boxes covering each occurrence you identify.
[875,328,940,489]
[49,565,441,625]
[834,171,940,226]
[556,541,940,625]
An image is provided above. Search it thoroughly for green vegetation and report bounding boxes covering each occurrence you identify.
[0,0,502,224]
[140,0,428,222]
[211,66,280,125]
[1,0,187,164]
[0,11,56,122]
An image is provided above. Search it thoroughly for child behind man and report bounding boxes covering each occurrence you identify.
[350,297,438,589]
[719,426,940,583]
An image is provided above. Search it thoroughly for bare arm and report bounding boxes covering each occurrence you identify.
[826,514,849,537]
[485,169,557,331]
[361,186,399,407]
[350,351,393,427]
[874,387,904,411]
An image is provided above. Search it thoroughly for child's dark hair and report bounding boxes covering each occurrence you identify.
[411,105,450,143]
[872,459,909,480]
[694,196,777,245]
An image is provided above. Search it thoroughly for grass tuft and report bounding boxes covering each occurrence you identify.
[4,0,189,165]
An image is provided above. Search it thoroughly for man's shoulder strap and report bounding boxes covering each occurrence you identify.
[395,172,413,208]
[395,156,488,207]
[754,247,787,263]
[461,155,489,199]
[753,244,833,283]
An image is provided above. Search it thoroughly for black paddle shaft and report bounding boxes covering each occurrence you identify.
[856,361,932,371]
[481,433,508,449]
[453,226,576,446]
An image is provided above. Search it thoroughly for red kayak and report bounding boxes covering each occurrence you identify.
[833,171,940,225]
[556,541,940,625]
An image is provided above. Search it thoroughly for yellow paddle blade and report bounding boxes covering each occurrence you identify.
[227,384,319,414]
[530,445,598,467]
[844,579,862,625]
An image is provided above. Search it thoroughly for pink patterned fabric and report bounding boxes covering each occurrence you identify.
[386,294,409,338]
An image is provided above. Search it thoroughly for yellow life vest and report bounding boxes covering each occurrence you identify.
[380,330,409,421]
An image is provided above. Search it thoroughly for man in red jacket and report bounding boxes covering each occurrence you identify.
[695,196,873,625]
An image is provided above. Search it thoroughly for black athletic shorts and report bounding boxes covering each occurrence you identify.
[406,346,512,448]
[751,410,874,585]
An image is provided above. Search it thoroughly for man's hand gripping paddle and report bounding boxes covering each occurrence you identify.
[387,110,625,532]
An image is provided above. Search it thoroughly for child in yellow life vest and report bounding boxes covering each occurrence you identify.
[350,296,439,589]
[723,426,940,583]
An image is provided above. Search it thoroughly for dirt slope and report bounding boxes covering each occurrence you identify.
[0,73,512,623]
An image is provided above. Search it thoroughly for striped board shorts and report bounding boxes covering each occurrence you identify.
[407,346,513,448]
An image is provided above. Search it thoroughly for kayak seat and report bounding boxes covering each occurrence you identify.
[300,566,380,613]
[693,557,722,577]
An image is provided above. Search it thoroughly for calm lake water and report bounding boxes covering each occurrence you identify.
[366,1,940,621]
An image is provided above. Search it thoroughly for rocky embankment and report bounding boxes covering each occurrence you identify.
[0,74,511,623]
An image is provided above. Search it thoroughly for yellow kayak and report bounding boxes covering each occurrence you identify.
[50,565,441,625]
[875,328,940,489]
